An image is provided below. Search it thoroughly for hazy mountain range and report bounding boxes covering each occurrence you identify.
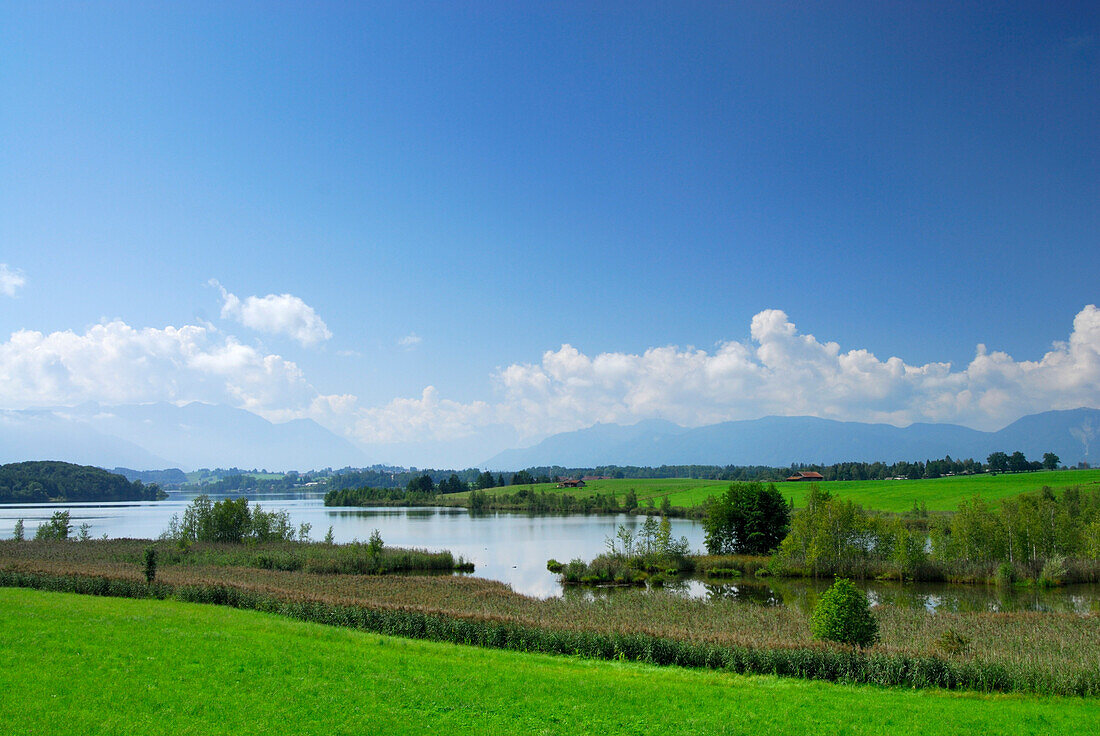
[0,402,370,472]
[482,408,1100,470]
[1,402,1097,472]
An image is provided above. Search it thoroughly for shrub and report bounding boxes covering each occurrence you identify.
[367,529,384,556]
[1039,554,1067,588]
[144,547,158,583]
[560,558,588,583]
[810,578,878,648]
[546,559,564,573]
[937,629,970,656]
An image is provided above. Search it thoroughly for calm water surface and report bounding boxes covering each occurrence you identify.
[3,493,1099,610]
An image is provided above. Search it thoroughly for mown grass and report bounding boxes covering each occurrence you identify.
[2,588,1098,735]
[450,470,1100,513]
[4,541,1099,695]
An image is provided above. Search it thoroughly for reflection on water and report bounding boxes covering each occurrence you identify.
[0,494,702,599]
[2,496,1099,611]
[561,576,1100,613]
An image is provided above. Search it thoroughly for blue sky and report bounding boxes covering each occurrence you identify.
[2,3,1098,464]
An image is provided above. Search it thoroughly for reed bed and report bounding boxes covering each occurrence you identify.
[0,538,469,575]
[3,540,1098,695]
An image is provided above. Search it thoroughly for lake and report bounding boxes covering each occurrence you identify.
[3,492,1098,611]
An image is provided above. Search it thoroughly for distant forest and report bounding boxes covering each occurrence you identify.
[324,451,1066,492]
[114,450,1071,497]
[0,461,166,504]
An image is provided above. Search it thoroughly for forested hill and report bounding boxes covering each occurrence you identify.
[0,462,166,504]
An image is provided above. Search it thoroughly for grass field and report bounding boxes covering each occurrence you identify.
[456,469,1100,513]
[2,588,1097,735]
[5,541,1099,694]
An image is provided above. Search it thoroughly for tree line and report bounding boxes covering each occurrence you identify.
[323,451,1069,494]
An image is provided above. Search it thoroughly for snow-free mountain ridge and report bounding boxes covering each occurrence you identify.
[482,408,1100,469]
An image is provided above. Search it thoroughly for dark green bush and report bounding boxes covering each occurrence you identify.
[143,547,157,583]
[810,578,879,648]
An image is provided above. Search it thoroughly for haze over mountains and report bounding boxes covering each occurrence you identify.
[1,402,1096,472]
[482,409,1100,470]
[0,402,369,472]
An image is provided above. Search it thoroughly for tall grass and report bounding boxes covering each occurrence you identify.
[2,540,1099,696]
[0,539,471,575]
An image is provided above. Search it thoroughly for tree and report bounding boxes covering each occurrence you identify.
[638,515,660,555]
[35,510,72,541]
[438,474,468,494]
[406,474,435,494]
[810,578,878,648]
[622,489,639,511]
[987,452,1009,473]
[512,470,535,486]
[475,471,496,489]
[209,497,252,543]
[12,518,24,541]
[1008,451,1030,473]
[1043,452,1060,471]
[702,482,791,555]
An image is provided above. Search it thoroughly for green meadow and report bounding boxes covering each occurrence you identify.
[459,469,1100,513]
[2,587,1096,736]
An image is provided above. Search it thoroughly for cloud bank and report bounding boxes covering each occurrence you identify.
[1,264,26,297]
[1,306,1098,455]
[212,281,332,346]
[360,304,1100,442]
[0,321,341,419]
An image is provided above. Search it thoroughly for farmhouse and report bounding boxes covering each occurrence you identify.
[784,471,824,482]
[556,479,586,488]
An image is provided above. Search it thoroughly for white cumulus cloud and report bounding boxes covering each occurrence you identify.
[352,386,495,443]
[4,305,1100,459]
[344,305,1100,445]
[0,320,343,420]
[212,280,332,346]
[1,264,26,297]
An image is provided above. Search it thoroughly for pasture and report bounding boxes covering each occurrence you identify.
[2,588,1096,735]
[459,469,1100,513]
